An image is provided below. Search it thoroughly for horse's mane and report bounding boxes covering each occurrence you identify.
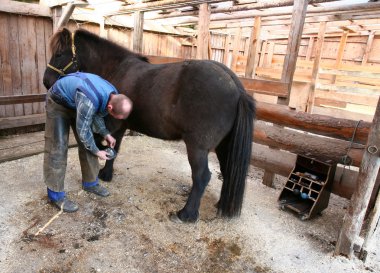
[50,28,71,54]
[75,29,149,63]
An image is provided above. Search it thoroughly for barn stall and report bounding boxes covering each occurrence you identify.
[0,0,379,272]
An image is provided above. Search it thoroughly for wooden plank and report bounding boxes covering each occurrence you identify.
[27,17,40,115]
[0,94,46,105]
[245,16,261,78]
[314,97,347,108]
[265,42,274,68]
[319,67,380,80]
[223,34,231,67]
[240,78,289,97]
[0,13,13,117]
[231,27,242,71]
[8,14,23,116]
[362,32,375,65]
[306,21,327,113]
[0,113,45,130]
[316,83,380,96]
[18,16,31,116]
[315,90,379,107]
[258,40,267,67]
[335,98,380,257]
[196,3,211,60]
[331,31,348,83]
[35,19,48,113]
[0,130,77,163]
[305,37,315,61]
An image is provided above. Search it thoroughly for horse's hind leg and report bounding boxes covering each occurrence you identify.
[98,127,127,181]
[173,144,211,223]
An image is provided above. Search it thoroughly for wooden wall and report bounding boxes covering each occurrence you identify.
[0,12,52,119]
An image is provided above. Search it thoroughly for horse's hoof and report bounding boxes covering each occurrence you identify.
[169,212,183,223]
[169,211,199,223]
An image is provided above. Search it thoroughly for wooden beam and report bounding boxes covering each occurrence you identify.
[334,98,380,258]
[279,0,308,105]
[256,101,371,145]
[151,0,347,20]
[0,1,51,17]
[55,2,76,31]
[254,121,364,167]
[196,3,211,60]
[306,21,326,113]
[245,17,261,78]
[133,11,144,53]
[160,2,380,24]
[115,0,224,13]
[0,94,46,105]
[0,114,46,130]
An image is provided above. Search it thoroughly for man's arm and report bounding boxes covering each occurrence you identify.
[75,92,101,155]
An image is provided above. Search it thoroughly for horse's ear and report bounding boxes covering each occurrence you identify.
[50,28,72,53]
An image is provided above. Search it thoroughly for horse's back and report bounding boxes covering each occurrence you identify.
[125,60,244,148]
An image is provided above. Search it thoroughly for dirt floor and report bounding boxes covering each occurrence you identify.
[0,134,379,273]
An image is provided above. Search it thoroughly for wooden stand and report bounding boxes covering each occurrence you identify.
[278,155,336,220]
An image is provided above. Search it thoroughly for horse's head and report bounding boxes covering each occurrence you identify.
[43,28,79,89]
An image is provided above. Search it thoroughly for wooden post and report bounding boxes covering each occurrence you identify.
[360,173,380,261]
[231,27,242,71]
[278,0,309,105]
[334,98,380,258]
[223,34,231,67]
[362,32,375,65]
[245,17,261,78]
[196,3,211,60]
[331,31,348,83]
[133,11,144,53]
[306,21,326,113]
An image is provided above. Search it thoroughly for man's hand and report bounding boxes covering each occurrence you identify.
[104,134,116,148]
[96,150,110,160]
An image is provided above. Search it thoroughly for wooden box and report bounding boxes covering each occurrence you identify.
[278,155,336,220]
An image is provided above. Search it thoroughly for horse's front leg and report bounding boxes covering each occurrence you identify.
[171,145,211,223]
[98,127,127,182]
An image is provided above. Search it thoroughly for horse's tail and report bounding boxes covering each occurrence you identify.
[218,88,255,218]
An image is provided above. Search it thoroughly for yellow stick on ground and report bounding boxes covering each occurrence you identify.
[34,207,63,236]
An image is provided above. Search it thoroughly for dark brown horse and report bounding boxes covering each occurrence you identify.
[43,28,255,223]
